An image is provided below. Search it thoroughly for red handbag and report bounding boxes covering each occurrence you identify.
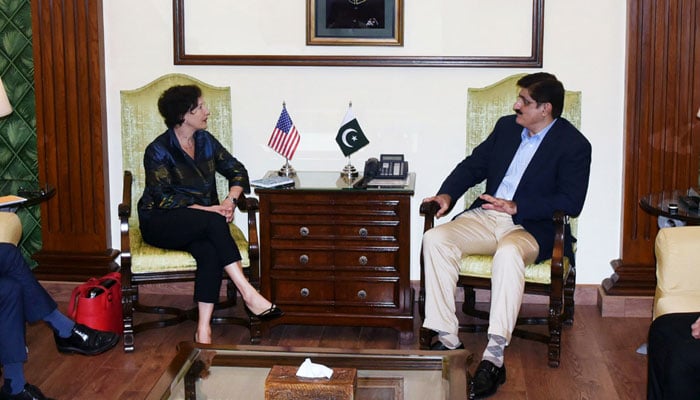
[68,271,123,334]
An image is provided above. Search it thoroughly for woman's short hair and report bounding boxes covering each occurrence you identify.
[517,73,565,118]
[157,85,202,129]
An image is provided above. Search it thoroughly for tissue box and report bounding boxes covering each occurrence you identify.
[265,365,357,400]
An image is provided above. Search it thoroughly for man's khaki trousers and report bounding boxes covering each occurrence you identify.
[421,208,539,343]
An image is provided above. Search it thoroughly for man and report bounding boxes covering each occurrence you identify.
[421,72,591,398]
[0,242,120,400]
[647,312,700,399]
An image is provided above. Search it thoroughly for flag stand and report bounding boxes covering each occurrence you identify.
[340,156,359,180]
[278,158,296,177]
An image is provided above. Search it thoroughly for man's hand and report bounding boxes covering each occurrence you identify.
[479,194,517,215]
[691,316,700,339]
[422,194,452,218]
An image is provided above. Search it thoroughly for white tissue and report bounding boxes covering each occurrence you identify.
[296,358,333,379]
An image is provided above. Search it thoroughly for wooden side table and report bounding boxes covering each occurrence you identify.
[255,171,415,342]
[640,190,700,225]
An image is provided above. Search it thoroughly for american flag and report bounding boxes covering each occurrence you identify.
[267,105,300,160]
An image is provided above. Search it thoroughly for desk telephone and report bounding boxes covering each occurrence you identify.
[364,154,409,180]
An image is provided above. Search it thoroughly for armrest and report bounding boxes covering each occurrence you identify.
[118,171,133,280]
[118,170,133,224]
[549,210,569,297]
[237,192,260,287]
[419,200,440,233]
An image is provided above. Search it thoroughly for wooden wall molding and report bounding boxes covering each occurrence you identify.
[30,0,118,280]
[604,0,700,296]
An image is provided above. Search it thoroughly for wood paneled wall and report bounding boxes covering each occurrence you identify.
[604,0,700,296]
[30,0,118,281]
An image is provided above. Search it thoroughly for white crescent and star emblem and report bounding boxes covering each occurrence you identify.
[341,128,358,148]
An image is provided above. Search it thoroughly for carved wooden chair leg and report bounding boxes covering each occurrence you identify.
[419,327,437,350]
[249,316,262,344]
[563,270,576,325]
[122,287,136,352]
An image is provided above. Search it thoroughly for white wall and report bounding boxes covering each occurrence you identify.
[103,0,627,285]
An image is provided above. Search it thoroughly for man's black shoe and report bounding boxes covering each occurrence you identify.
[0,383,55,400]
[54,323,119,355]
[429,341,465,350]
[472,360,506,399]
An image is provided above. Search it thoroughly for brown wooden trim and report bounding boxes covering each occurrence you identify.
[31,0,118,279]
[172,0,544,68]
[606,0,700,296]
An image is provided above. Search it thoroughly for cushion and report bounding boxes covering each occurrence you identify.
[653,226,700,318]
[0,212,22,245]
[459,254,571,285]
[129,223,250,274]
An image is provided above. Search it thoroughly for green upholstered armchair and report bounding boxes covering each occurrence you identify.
[119,74,261,352]
[418,74,582,368]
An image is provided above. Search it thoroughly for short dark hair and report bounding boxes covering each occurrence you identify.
[157,85,202,129]
[517,72,565,118]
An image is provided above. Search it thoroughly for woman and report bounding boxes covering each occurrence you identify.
[137,84,282,344]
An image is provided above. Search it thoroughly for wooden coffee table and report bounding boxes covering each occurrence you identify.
[147,342,471,400]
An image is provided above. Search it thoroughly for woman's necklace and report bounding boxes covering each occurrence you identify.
[348,0,367,5]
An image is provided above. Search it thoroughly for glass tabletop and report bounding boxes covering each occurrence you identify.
[254,171,416,193]
[640,190,700,224]
[147,342,470,400]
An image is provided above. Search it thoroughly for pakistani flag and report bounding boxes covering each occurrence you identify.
[335,107,369,157]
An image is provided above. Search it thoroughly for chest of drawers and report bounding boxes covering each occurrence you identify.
[256,172,415,342]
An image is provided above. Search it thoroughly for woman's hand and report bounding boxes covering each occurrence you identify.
[189,204,234,223]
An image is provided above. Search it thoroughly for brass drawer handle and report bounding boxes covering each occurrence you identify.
[300,288,310,297]
[299,226,309,237]
[358,227,368,237]
[357,290,367,300]
[299,254,309,264]
[358,256,368,265]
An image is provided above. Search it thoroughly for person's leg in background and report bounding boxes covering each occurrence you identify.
[647,312,700,400]
[0,243,118,399]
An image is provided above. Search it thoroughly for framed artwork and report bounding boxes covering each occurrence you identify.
[307,0,403,46]
[172,0,544,68]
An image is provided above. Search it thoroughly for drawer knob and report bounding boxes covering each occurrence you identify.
[358,227,368,237]
[299,226,309,237]
[299,254,309,264]
[357,290,367,299]
[358,255,368,265]
[300,287,310,297]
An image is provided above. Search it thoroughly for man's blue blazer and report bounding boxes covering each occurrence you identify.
[437,114,592,264]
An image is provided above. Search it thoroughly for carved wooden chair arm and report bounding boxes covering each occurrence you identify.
[550,210,569,297]
[419,200,440,233]
[118,171,133,255]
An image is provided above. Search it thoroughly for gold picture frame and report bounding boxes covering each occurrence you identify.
[307,0,403,46]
